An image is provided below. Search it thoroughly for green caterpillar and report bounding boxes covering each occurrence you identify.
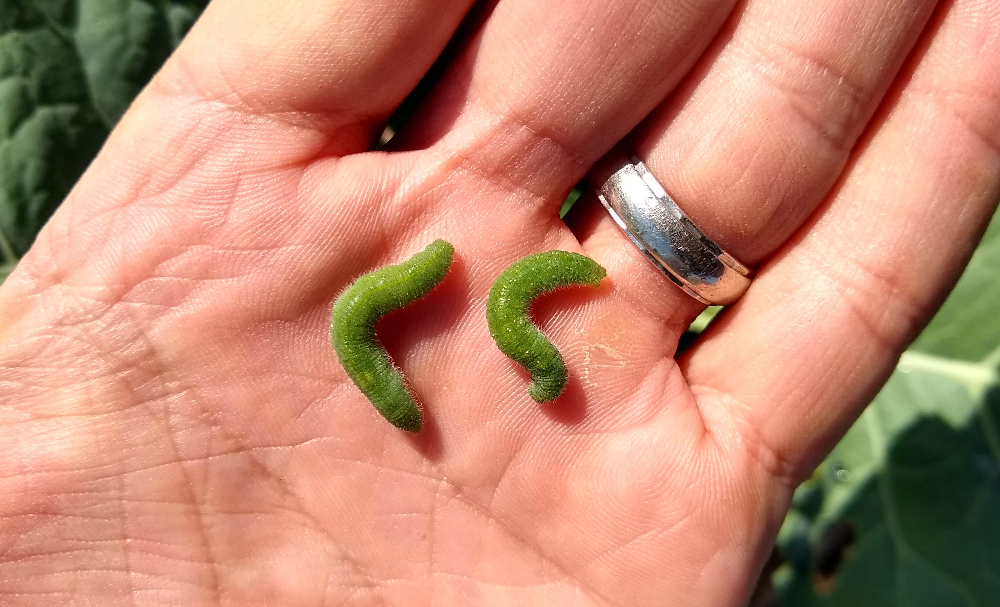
[330,240,454,432]
[487,251,607,402]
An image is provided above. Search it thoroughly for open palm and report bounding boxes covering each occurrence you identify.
[2,0,999,605]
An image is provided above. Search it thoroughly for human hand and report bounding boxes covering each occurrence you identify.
[1,0,998,605]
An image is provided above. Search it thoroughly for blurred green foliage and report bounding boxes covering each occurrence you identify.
[1,3,997,605]
[0,0,208,280]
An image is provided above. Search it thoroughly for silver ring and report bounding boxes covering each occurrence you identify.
[595,156,753,305]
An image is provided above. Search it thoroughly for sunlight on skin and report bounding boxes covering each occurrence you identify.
[0,0,998,605]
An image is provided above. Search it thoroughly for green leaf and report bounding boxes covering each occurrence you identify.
[0,0,207,280]
[913,216,1000,363]
[0,262,15,282]
[775,210,1000,607]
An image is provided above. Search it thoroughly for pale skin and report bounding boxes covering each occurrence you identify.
[0,0,998,604]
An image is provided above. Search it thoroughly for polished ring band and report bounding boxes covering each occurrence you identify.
[595,157,753,306]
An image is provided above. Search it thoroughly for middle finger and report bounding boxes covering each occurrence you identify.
[388,0,740,211]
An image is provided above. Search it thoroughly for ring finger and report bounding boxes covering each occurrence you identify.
[573,0,940,328]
